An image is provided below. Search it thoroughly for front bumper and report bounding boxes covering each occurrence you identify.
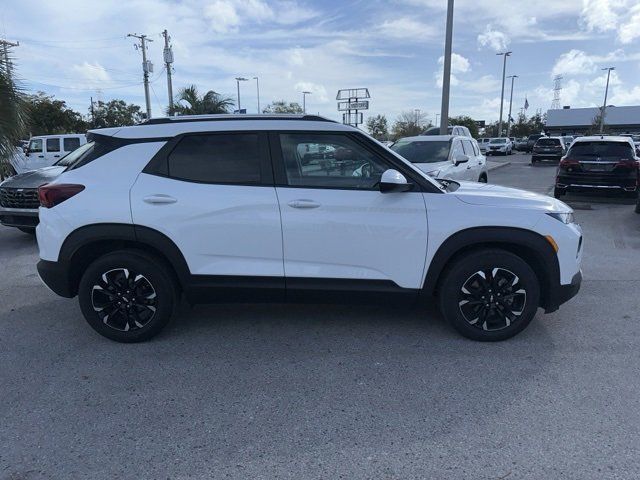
[0,207,39,228]
[37,259,74,298]
[545,270,582,313]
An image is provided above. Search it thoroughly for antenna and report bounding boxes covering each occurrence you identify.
[551,75,563,110]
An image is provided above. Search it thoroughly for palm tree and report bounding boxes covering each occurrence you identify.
[0,52,29,180]
[171,85,234,115]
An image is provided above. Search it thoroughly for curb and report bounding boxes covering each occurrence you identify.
[487,161,511,172]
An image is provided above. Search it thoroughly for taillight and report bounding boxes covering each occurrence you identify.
[615,159,639,169]
[559,158,580,168]
[38,183,85,208]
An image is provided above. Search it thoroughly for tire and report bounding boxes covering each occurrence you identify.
[78,250,178,342]
[18,227,36,235]
[553,187,565,198]
[635,198,640,214]
[438,249,540,341]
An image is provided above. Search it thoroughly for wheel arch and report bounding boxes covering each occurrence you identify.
[423,227,560,311]
[58,223,190,297]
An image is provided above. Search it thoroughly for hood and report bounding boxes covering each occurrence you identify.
[453,181,570,212]
[0,166,66,189]
[413,161,450,174]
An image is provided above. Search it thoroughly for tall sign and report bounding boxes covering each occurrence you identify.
[337,88,370,128]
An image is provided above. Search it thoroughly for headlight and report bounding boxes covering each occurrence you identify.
[427,169,440,177]
[547,212,574,224]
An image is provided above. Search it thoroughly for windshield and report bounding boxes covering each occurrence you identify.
[391,140,450,164]
[490,138,506,144]
[55,141,95,167]
[568,141,634,159]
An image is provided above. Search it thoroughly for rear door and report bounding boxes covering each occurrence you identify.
[130,132,284,287]
[272,131,429,290]
[44,137,63,166]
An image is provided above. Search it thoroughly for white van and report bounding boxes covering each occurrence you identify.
[25,134,87,170]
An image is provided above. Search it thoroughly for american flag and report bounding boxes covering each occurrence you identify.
[524,97,529,110]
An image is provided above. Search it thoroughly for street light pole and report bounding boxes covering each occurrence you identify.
[439,0,454,135]
[497,51,512,137]
[235,77,248,112]
[506,75,518,138]
[600,67,615,133]
[302,91,311,114]
[253,77,260,113]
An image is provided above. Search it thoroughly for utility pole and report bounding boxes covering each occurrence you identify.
[506,75,518,137]
[162,30,174,116]
[497,51,512,137]
[600,67,615,133]
[0,38,19,79]
[439,0,454,135]
[90,96,95,128]
[302,91,311,114]
[127,33,153,119]
[253,77,260,113]
[235,77,248,112]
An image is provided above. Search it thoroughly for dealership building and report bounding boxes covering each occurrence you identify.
[545,105,640,136]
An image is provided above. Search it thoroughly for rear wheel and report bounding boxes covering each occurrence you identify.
[636,195,640,214]
[438,249,540,341]
[78,250,177,342]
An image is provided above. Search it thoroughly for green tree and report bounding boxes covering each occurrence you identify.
[528,112,546,135]
[26,92,87,136]
[172,85,234,115]
[92,99,143,128]
[262,100,303,114]
[510,112,529,137]
[366,114,389,140]
[391,110,429,140]
[0,52,29,179]
[449,115,479,138]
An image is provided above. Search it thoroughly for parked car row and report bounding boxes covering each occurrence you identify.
[477,137,514,156]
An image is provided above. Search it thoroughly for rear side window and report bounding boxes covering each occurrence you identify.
[46,138,60,152]
[63,137,81,152]
[167,134,262,184]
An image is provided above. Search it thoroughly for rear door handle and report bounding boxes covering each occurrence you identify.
[288,199,321,209]
[143,194,177,204]
[53,155,60,158]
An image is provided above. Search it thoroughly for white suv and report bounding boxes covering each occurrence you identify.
[35,115,583,343]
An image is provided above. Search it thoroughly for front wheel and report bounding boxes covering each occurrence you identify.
[78,250,177,342]
[554,187,565,198]
[635,195,640,214]
[438,249,540,341]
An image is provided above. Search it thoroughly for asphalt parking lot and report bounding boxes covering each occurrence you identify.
[1,153,640,479]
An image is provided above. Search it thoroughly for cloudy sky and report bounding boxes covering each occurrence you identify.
[2,0,640,125]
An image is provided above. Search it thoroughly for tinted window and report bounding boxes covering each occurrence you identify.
[536,138,561,146]
[168,134,262,184]
[46,138,60,152]
[29,138,43,153]
[63,137,81,152]
[391,140,450,163]
[55,142,94,167]
[280,133,390,189]
[568,141,634,160]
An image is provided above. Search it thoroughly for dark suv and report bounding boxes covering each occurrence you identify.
[554,136,639,199]
[532,137,566,164]
[525,134,545,153]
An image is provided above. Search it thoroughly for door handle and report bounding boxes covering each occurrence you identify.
[288,199,320,209]
[38,155,44,158]
[143,194,177,204]
[54,155,60,158]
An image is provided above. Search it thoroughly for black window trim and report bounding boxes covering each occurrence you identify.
[143,130,274,187]
[269,130,441,193]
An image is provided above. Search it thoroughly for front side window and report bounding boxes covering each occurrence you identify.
[391,140,450,164]
[28,138,43,153]
[462,140,475,155]
[279,133,390,189]
[471,140,480,156]
[46,138,61,152]
[63,137,81,152]
[168,134,262,184]
[451,140,464,158]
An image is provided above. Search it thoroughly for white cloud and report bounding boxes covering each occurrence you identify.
[552,50,597,77]
[619,3,640,43]
[580,0,620,32]
[294,81,328,103]
[70,62,112,88]
[477,26,510,52]
[434,53,471,87]
[376,17,438,41]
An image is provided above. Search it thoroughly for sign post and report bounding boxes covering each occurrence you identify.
[336,88,370,128]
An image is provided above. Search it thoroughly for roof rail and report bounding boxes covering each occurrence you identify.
[140,114,337,125]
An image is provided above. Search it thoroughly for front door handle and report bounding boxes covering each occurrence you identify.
[288,199,321,209]
[143,194,177,204]
[53,155,60,158]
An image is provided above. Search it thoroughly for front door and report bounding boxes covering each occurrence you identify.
[273,132,429,290]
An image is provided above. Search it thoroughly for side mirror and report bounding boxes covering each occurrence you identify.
[379,169,412,193]
[453,154,469,166]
